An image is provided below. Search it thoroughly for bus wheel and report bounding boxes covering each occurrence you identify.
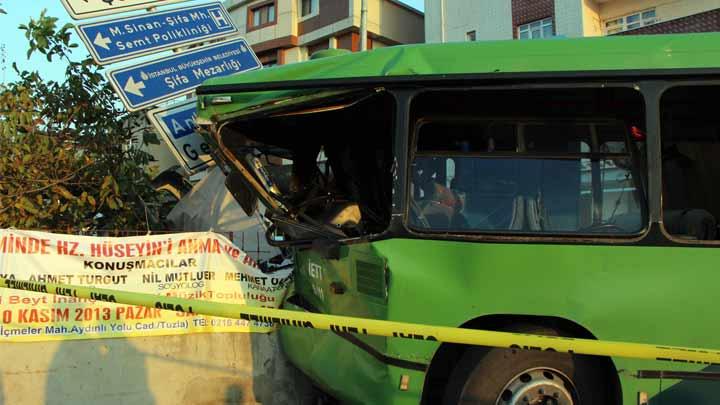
[442,325,608,405]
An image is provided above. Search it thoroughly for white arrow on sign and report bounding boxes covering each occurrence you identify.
[93,33,112,50]
[124,77,146,97]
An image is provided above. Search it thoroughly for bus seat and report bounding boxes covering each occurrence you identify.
[526,196,551,232]
[664,209,717,240]
[414,197,447,228]
[509,196,525,230]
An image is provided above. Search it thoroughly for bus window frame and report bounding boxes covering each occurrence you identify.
[202,78,720,248]
[399,84,653,245]
[657,81,720,246]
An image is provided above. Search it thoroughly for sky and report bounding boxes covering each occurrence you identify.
[0,0,425,84]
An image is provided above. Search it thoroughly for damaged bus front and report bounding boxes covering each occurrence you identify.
[196,35,720,405]
[202,88,395,244]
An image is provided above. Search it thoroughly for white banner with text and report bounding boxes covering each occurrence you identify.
[0,230,292,342]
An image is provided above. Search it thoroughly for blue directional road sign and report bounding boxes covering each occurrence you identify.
[147,99,212,172]
[77,3,238,65]
[108,37,261,112]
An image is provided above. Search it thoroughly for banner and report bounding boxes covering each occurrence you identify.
[0,230,292,342]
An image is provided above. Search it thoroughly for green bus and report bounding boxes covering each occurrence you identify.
[196,33,720,404]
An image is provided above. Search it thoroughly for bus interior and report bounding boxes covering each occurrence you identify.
[661,85,720,241]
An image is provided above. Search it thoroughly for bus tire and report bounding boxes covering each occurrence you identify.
[442,324,609,405]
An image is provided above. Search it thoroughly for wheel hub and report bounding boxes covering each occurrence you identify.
[496,368,576,405]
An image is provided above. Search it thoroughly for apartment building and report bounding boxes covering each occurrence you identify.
[425,0,720,42]
[224,0,424,66]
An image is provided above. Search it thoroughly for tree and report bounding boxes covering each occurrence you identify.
[0,11,164,232]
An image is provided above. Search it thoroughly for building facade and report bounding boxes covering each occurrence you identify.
[425,0,720,43]
[224,0,424,66]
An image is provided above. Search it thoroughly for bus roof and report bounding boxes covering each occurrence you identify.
[202,33,720,87]
[196,33,720,122]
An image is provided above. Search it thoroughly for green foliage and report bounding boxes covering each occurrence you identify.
[0,12,164,232]
[19,10,78,61]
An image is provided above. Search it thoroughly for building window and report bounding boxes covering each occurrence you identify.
[300,0,319,18]
[250,2,276,28]
[605,9,657,34]
[257,50,279,67]
[466,30,476,41]
[518,18,553,39]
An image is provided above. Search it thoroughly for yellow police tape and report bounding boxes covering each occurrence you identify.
[1,277,718,365]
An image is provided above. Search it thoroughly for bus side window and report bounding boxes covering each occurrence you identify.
[661,86,720,241]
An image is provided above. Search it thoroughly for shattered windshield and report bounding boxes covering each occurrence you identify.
[218,91,395,238]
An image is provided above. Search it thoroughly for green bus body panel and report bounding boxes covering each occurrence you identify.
[198,33,720,121]
[280,239,720,404]
[279,301,425,405]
